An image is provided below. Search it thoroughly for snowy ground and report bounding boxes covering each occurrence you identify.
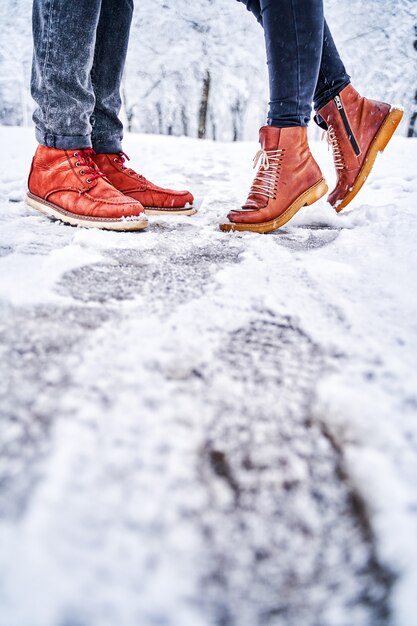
[0,126,416,626]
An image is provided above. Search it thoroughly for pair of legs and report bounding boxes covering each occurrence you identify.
[238,0,350,126]
[28,0,194,231]
[32,0,132,152]
[221,0,403,232]
[220,0,403,233]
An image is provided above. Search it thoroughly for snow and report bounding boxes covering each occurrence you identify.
[0,125,417,626]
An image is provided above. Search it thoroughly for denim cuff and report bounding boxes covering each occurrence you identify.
[268,118,309,128]
[35,127,92,150]
[91,133,123,154]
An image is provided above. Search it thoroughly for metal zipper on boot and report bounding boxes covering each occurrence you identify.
[334,95,361,156]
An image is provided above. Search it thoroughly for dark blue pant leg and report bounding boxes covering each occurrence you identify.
[237,0,350,125]
[314,21,350,112]
[261,0,325,127]
[90,0,134,153]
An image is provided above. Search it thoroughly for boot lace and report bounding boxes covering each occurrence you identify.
[73,149,105,184]
[250,148,285,199]
[113,152,147,186]
[323,125,345,170]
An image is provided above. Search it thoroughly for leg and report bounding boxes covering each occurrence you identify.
[90,0,134,153]
[237,0,350,115]
[239,0,325,127]
[313,20,350,112]
[31,0,102,149]
[89,0,195,216]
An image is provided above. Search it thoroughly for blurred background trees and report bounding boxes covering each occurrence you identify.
[0,1,32,127]
[0,0,416,140]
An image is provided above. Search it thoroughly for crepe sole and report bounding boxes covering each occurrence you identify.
[26,192,149,231]
[335,106,404,212]
[143,206,197,216]
[220,178,329,234]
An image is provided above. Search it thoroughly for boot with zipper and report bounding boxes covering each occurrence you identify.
[220,126,328,233]
[316,84,404,211]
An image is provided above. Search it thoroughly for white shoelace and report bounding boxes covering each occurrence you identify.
[249,148,285,199]
[323,125,345,170]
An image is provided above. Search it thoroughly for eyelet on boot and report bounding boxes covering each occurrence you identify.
[80,170,85,175]
[86,179,91,184]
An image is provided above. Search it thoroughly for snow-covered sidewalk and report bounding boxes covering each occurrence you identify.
[0,126,416,626]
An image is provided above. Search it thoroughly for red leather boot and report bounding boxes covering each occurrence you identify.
[92,152,195,216]
[27,146,148,230]
[220,126,328,233]
[317,84,404,211]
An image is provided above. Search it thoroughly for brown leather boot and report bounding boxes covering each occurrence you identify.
[220,126,328,233]
[316,84,404,211]
[92,152,195,216]
[26,145,148,231]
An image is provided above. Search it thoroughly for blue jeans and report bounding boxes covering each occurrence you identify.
[31,0,133,152]
[238,0,351,127]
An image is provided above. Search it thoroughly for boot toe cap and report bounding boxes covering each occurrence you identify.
[146,189,194,209]
[161,189,194,208]
[227,208,264,224]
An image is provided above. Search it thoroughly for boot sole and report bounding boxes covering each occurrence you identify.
[26,192,149,231]
[143,206,197,216]
[334,106,404,212]
[219,178,329,234]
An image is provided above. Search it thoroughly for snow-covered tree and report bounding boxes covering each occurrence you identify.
[123,0,267,141]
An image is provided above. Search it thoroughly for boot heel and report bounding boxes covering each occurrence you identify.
[377,107,404,153]
[304,179,329,206]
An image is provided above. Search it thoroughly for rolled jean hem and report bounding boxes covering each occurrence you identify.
[314,78,351,112]
[35,128,93,150]
[268,118,308,128]
[92,135,123,154]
